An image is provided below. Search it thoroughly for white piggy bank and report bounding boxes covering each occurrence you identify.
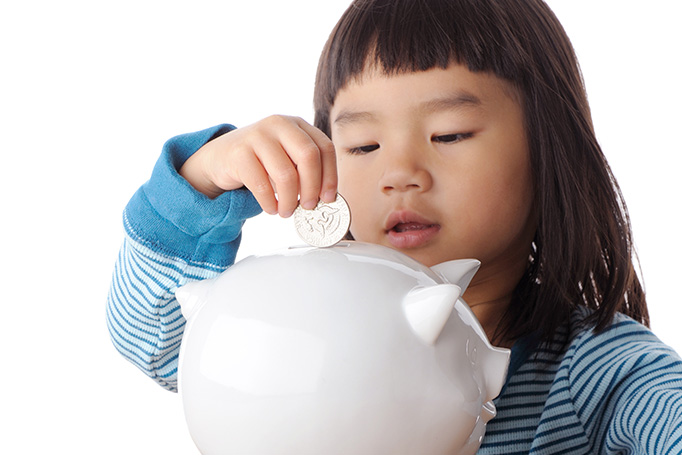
[176,241,510,455]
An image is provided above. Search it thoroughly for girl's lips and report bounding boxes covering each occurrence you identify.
[385,211,440,249]
[387,224,440,249]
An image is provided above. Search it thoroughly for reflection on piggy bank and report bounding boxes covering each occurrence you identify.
[176,241,510,455]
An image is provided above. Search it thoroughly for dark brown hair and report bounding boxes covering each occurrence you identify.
[313,0,648,344]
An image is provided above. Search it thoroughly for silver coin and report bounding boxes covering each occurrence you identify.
[293,194,351,247]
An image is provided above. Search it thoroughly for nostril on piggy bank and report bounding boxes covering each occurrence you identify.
[176,241,510,455]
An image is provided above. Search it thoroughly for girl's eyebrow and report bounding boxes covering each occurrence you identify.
[418,92,483,115]
[333,91,483,128]
[333,110,377,128]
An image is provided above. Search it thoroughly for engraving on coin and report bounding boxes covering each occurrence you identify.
[293,194,351,247]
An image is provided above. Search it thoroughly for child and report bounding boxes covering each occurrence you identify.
[107,0,682,452]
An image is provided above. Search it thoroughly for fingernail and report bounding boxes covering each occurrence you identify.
[322,191,337,203]
[301,199,317,210]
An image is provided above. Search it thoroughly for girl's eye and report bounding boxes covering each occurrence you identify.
[433,132,474,144]
[347,144,379,155]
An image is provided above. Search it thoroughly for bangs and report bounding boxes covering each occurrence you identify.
[314,0,531,134]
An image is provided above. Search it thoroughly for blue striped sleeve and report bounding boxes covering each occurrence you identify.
[106,125,263,391]
[106,236,222,391]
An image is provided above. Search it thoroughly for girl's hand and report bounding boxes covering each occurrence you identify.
[179,116,338,217]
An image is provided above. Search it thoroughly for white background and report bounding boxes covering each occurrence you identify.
[1,1,680,453]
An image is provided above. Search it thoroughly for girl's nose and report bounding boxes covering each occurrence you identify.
[379,146,433,194]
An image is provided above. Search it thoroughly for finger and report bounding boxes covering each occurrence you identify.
[281,123,324,210]
[235,152,279,215]
[254,139,301,218]
[295,119,338,203]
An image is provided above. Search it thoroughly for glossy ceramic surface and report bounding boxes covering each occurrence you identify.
[176,241,510,455]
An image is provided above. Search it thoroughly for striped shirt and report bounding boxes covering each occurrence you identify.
[107,126,682,453]
[480,310,682,454]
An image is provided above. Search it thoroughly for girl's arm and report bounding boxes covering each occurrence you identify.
[105,125,262,392]
[107,118,336,391]
[606,344,682,453]
[571,315,682,453]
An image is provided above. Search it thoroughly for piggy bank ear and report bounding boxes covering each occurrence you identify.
[430,259,480,291]
[402,284,462,345]
[175,278,216,319]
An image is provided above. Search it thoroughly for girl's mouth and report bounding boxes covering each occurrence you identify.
[392,222,435,233]
[385,212,440,249]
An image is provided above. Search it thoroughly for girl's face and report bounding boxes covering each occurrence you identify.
[330,63,535,294]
